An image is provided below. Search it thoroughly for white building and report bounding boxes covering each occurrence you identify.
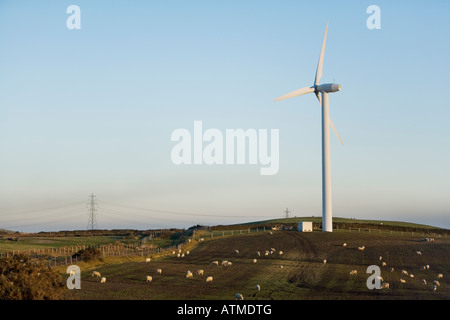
[298,222,313,232]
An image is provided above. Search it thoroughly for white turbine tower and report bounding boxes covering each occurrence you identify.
[274,22,342,232]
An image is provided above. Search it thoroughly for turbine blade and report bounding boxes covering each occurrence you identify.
[274,86,314,102]
[315,91,321,105]
[330,118,344,146]
[314,22,328,86]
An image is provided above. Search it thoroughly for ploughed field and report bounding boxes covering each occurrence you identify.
[67,231,450,300]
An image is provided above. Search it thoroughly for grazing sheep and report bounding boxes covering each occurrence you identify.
[401,270,408,276]
[379,256,382,261]
[92,271,101,277]
[211,261,219,266]
[146,276,152,283]
[279,251,283,256]
[433,280,440,287]
[255,284,261,291]
[437,273,444,279]
[358,246,365,251]
[400,279,406,283]
[390,267,395,272]
[426,265,430,270]
[156,268,162,275]
[323,260,327,264]
[265,251,269,256]
[349,270,357,275]
[186,251,190,255]
[416,251,422,255]
[381,282,389,289]
[410,274,415,278]
[342,243,347,247]
[69,269,76,276]
[206,276,213,283]
[172,251,176,255]
[196,269,204,276]
[145,258,151,263]
[432,285,437,292]
[381,262,387,267]
[269,231,273,235]
[181,253,185,258]
[186,271,193,279]
[225,261,232,266]
[101,277,106,284]
[279,265,284,269]
[235,293,244,300]
[234,249,239,254]
[177,253,181,258]
[257,251,261,256]
[420,265,426,271]
[421,279,427,285]
[253,259,257,264]
[199,238,204,241]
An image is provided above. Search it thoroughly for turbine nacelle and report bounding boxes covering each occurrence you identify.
[316,83,341,93]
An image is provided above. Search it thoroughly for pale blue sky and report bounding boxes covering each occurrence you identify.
[1,1,449,232]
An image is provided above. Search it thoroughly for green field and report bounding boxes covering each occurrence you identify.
[64,230,450,300]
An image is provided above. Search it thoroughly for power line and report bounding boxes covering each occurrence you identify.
[283,208,292,218]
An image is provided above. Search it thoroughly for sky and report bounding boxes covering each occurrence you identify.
[0,0,449,232]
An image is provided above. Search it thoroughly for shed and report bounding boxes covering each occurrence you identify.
[298,221,313,232]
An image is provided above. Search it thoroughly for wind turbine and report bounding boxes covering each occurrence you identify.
[274,22,342,232]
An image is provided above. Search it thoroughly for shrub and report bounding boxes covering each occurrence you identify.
[72,247,103,262]
[0,254,65,300]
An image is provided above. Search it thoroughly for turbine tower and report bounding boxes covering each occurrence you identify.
[274,22,343,232]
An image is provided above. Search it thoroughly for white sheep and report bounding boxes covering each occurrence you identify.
[172,251,176,255]
[416,251,422,255]
[145,258,151,263]
[221,260,229,266]
[279,251,283,256]
[211,261,219,266]
[390,267,395,272]
[279,265,284,269]
[401,270,408,276]
[343,243,347,247]
[206,276,213,283]
[196,269,204,276]
[257,251,261,256]
[381,282,389,289]
[186,271,193,279]
[181,253,185,258]
[410,274,414,278]
[253,259,257,264]
[426,265,430,270]
[92,271,101,277]
[156,268,162,275]
[146,276,152,283]
[186,251,190,255]
[381,262,387,267]
[400,279,406,283]
[177,253,181,258]
[234,249,240,254]
[349,270,357,275]
[358,246,365,251]
[420,265,426,271]
[255,284,261,291]
[101,277,106,284]
[433,280,440,287]
[421,279,427,285]
[379,256,382,261]
[323,259,327,264]
[432,285,437,291]
[235,293,244,300]
[437,273,444,279]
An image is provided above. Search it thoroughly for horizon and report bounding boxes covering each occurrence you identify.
[1,1,450,232]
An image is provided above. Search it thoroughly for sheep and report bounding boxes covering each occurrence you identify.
[379,256,382,261]
[401,270,408,276]
[177,253,181,258]
[426,265,430,270]
[206,276,213,283]
[416,251,422,256]
[265,251,269,256]
[279,251,283,256]
[400,279,406,283]
[255,284,261,291]
[349,270,357,275]
[146,276,152,283]
[257,251,261,256]
[253,259,257,264]
[234,249,240,254]
[186,251,190,255]
[421,279,427,285]
[172,251,176,255]
[420,265,426,271]
[381,262,387,267]
[358,246,365,251]
[410,274,414,278]
[211,261,219,266]
[69,269,76,276]
[221,260,229,266]
[156,268,162,275]
[323,260,327,264]
[199,238,204,241]
[186,271,193,279]
[433,280,440,287]
[381,282,389,289]
[437,273,444,279]
[225,261,232,266]
[196,269,204,276]
[390,267,395,272]
[101,277,106,284]
[235,293,244,300]
[279,265,284,269]
[432,285,437,292]
[145,258,151,263]
[92,271,101,277]
[342,243,347,247]
[181,253,185,258]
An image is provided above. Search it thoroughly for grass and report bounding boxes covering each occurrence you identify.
[63,230,450,300]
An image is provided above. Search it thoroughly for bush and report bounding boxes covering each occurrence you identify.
[72,247,103,262]
[0,254,65,300]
